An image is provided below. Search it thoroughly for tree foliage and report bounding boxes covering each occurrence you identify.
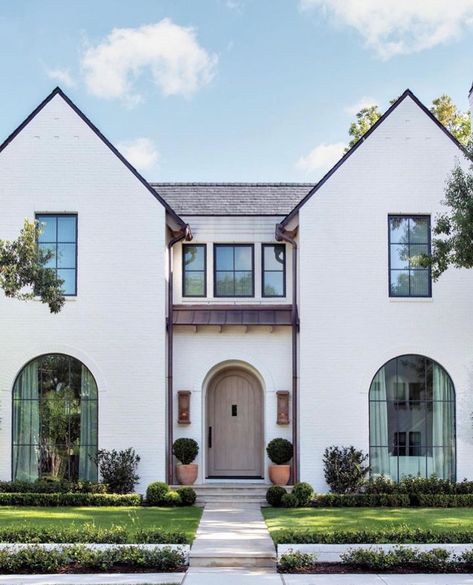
[0,219,65,313]
[428,146,473,279]
[347,95,470,150]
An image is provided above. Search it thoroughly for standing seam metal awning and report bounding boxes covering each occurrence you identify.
[172,304,294,326]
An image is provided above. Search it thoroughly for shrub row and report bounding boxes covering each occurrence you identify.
[311,493,410,507]
[272,526,473,545]
[0,480,107,494]
[340,546,473,572]
[0,544,185,574]
[278,547,473,573]
[0,493,142,507]
[311,493,473,508]
[0,524,189,544]
[366,476,473,496]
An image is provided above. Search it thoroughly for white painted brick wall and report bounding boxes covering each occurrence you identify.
[0,94,167,491]
[298,95,473,490]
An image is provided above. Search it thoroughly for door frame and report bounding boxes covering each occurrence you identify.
[203,361,265,481]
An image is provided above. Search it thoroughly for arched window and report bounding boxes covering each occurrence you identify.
[369,355,455,481]
[13,354,98,482]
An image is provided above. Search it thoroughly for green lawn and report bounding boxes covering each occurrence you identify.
[263,507,473,535]
[0,506,202,541]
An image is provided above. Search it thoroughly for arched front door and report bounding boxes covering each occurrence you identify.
[207,368,263,478]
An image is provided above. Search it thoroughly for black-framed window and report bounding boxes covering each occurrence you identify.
[388,215,431,297]
[214,244,254,297]
[12,353,98,482]
[262,244,286,297]
[183,244,206,297]
[369,354,456,481]
[36,214,77,296]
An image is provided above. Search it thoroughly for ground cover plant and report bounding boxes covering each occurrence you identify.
[0,506,202,542]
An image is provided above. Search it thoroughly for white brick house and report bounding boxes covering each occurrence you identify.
[0,86,472,492]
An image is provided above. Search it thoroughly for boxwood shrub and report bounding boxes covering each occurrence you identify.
[0,493,141,507]
[0,544,185,573]
[271,526,473,545]
[311,493,410,507]
[340,546,456,572]
[266,486,287,507]
[0,524,189,544]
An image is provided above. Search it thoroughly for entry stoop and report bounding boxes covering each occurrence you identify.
[189,502,277,569]
[172,483,278,505]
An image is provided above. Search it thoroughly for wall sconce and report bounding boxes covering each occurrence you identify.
[277,391,290,425]
[177,391,191,424]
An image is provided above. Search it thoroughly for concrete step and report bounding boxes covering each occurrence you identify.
[190,551,277,568]
[171,483,288,505]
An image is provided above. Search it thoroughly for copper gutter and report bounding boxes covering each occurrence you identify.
[275,223,299,482]
[167,224,193,484]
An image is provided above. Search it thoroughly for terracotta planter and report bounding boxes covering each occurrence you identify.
[176,463,198,485]
[269,464,291,486]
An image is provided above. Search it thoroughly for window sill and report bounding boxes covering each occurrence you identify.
[389,297,433,303]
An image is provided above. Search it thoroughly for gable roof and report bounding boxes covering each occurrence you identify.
[280,89,469,227]
[0,87,185,227]
[151,182,313,216]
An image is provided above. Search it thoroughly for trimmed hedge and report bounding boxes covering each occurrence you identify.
[415,494,473,507]
[0,480,106,494]
[311,493,410,507]
[340,546,458,572]
[0,544,185,574]
[366,476,473,496]
[0,525,189,544]
[0,493,142,507]
[272,526,473,545]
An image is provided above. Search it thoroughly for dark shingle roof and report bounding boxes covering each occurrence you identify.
[150,182,314,216]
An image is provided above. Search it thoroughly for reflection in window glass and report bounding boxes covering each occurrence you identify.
[36,214,77,295]
[13,354,98,482]
[263,244,285,297]
[183,244,206,297]
[389,216,430,297]
[214,245,253,297]
[369,355,455,481]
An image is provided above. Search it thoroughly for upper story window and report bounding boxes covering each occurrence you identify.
[262,244,286,297]
[214,244,254,297]
[388,215,431,298]
[183,244,206,297]
[36,214,77,296]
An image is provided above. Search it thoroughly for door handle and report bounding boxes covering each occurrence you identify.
[208,426,212,449]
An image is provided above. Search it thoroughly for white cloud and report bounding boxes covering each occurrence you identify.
[117,138,160,172]
[46,67,76,88]
[344,97,378,115]
[81,19,218,104]
[296,142,345,176]
[299,0,473,58]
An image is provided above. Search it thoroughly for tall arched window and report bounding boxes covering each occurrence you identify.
[369,355,455,481]
[13,354,98,482]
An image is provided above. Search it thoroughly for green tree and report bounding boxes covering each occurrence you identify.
[0,219,65,313]
[427,147,473,279]
[347,95,470,150]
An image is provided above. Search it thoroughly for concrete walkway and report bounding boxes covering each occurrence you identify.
[189,502,276,568]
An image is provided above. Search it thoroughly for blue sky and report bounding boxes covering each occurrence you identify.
[0,0,472,181]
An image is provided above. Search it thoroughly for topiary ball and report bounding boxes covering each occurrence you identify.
[292,482,314,507]
[281,492,298,508]
[266,485,287,507]
[266,438,293,465]
[173,438,199,465]
[146,481,169,506]
[177,487,197,506]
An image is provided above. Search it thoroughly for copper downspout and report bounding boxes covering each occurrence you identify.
[275,223,299,483]
[167,224,193,484]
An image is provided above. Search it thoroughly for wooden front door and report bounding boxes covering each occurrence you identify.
[207,368,263,478]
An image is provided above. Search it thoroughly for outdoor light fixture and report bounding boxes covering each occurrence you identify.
[177,390,191,424]
[277,391,290,424]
